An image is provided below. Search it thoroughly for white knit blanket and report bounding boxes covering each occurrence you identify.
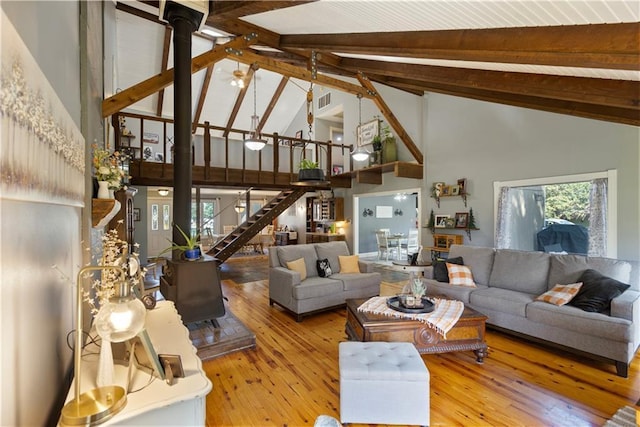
[357,296,464,338]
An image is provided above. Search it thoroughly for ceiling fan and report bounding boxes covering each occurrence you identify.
[217,61,248,88]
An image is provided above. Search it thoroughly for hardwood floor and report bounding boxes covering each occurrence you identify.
[203,256,640,426]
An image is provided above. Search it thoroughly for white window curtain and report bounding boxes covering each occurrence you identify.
[495,186,512,249]
[588,178,607,257]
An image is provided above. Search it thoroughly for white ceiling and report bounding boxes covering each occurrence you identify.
[113,0,639,135]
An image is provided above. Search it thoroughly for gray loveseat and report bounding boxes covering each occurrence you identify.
[268,241,381,321]
[423,244,639,377]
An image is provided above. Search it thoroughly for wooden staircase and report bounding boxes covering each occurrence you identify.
[207,187,311,262]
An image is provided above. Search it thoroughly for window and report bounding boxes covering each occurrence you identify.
[494,170,617,257]
[191,199,217,237]
[240,199,266,223]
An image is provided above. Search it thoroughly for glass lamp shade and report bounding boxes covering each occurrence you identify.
[95,284,146,343]
[244,115,266,151]
[351,145,370,161]
[244,138,266,151]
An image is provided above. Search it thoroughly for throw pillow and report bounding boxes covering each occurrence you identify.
[338,255,360,274]
[433,256,464,282]
[286,257,307,281]
[568,269,631,313]
[446,263,476,287]
[316,258,333,278]
[536,282,583,306]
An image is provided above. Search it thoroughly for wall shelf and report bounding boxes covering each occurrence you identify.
[330,161,423,187]
[92,198,121,228]
[425,226,479,240]
[432,193,468,208]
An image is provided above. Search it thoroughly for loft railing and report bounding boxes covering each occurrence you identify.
[112,112,354,183]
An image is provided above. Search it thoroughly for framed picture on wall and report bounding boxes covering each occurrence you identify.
[434,214,450,228]
[376,205,393,218]
[133,208,141,222]
[455,212,469,228]
[457,178,467,195]
[357,119,379,147]
[143,132,159,144]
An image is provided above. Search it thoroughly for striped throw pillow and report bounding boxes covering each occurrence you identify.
[536,282,583,306]
[536,282,582,305]
[446,263,476,287]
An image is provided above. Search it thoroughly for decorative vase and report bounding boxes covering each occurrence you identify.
[382,137,397,163]
[97,180,110,199]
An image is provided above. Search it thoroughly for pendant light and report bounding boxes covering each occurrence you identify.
[351,94,370,161]
[244,66,267,151]
[234,192,245,213]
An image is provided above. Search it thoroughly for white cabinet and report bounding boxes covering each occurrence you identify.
[61,301,212,425]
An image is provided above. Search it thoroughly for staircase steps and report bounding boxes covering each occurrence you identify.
[207,187,310,262]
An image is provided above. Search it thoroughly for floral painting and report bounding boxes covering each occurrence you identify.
[0,13,85,206]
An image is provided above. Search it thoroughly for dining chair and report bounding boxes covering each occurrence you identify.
[375,230,398,261]
[400,229,420,259]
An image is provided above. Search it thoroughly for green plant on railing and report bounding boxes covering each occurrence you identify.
[298,158,319,170]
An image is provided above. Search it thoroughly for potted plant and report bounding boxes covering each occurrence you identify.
[160,224,201,261]
[297,158,325,181]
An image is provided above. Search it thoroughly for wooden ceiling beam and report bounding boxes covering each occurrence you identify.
[373,75,639,126]
[250,49,351,78]
[207,16,345,69]
[210,1,316,19]
[258,76,289,134]
[340,57,639,111]
[102,33,259,117]
[226,50,371,99]
[280,23,640,71]
[357,73,423,164]
[156,25,172,117]
[192,42,217,133]
[224,65,256,138]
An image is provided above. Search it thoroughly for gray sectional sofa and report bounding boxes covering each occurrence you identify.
[268,241,381,321]
[423,244,640,377]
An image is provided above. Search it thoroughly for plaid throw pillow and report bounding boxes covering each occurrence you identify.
[537,282,583,306]
[446,263,476,287]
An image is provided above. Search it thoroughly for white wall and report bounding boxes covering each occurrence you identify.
[424,93,640,261]
[1,2,86,425]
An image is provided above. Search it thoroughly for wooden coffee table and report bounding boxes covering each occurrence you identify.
[345,298,488,362]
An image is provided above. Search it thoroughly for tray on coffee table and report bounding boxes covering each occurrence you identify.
[386,296,435,314]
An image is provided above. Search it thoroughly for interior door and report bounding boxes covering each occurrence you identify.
[147,197,172,257]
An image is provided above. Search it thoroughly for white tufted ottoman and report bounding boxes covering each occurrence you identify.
[339,341,430,426]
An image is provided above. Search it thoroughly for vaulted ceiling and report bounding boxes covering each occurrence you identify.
[108,0,640,136]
